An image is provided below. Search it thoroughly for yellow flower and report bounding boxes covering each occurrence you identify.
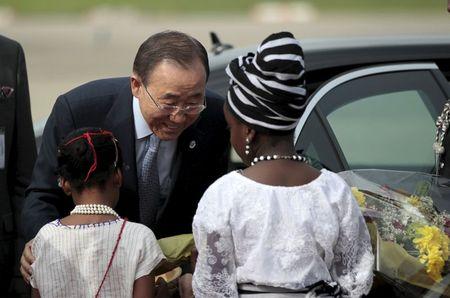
[351,187,366,207]
[408,195,421,207]
[426,246,446,281]
[442,233,449,260]
[413,225,450,282]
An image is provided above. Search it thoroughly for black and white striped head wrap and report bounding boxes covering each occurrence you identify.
[225,32,306,135]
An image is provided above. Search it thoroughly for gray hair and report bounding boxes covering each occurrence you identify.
[133,30,209,84]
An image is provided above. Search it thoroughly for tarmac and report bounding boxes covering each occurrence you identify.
[1,8,449,124]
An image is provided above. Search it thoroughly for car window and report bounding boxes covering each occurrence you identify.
[296,110,347,172]
[328,90,436,170]
[316,70,445,172]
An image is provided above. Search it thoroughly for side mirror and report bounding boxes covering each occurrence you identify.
[210,32,233,55]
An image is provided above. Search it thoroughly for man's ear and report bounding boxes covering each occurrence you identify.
[60,178,72,196]
[130,74,141,98]
[113,169,123,188]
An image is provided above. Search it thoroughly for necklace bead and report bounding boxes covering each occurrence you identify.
[71,204,120,218]
[251,154,307,166]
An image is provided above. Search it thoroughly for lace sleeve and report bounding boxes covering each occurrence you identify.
[331,185,374,297]
[192,187,238,298]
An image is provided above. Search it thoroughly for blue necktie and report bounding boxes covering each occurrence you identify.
[138,134,161,228]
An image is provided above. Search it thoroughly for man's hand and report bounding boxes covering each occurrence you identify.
[20,239,35,284]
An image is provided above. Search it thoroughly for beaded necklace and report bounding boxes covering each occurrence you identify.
[70,204,119,218]
[434,101,450,175]
[251,154,307,166]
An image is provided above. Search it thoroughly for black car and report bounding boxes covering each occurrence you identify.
[207,35,450,173]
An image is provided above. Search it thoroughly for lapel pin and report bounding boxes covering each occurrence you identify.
[189,140,196,149]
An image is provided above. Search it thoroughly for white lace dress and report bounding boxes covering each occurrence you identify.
[192,169,374,298]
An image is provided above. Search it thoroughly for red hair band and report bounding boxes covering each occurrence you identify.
[63,130,117,183]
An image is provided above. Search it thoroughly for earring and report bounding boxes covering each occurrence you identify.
[57,178,62,188]
[245,138,250,155]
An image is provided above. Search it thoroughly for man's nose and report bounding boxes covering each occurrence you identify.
[169,111,187,123]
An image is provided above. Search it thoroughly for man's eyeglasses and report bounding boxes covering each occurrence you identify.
[142,83,206,116]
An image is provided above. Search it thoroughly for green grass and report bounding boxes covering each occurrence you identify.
[0,0,444,14]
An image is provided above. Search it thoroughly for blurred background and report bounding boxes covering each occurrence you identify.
[0,0,448,124]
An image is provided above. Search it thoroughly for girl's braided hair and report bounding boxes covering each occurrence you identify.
[56,127,122,192]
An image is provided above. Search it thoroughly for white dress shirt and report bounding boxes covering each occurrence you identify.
[133,97,177,199]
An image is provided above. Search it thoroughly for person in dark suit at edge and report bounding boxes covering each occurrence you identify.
[0,35,37,297]
[19,30,229,285]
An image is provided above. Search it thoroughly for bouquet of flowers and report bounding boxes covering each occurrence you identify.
[339,170,450,295]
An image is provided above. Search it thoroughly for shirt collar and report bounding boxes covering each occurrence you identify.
[133,96,152,140]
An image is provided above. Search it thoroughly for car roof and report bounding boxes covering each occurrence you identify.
[210,35,450,72]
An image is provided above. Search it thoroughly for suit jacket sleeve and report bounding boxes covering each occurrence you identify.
[11,43,36,234]
[22,95,74,241]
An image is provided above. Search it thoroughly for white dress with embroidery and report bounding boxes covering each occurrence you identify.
[192,169,374,298]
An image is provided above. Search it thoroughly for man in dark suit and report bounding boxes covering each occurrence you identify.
[20,31,229,282]
[0,35,36,296]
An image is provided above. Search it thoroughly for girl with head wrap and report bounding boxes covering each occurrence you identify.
[192,32,374,297]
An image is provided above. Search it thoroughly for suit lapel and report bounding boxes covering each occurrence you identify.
[104,80,138,194]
